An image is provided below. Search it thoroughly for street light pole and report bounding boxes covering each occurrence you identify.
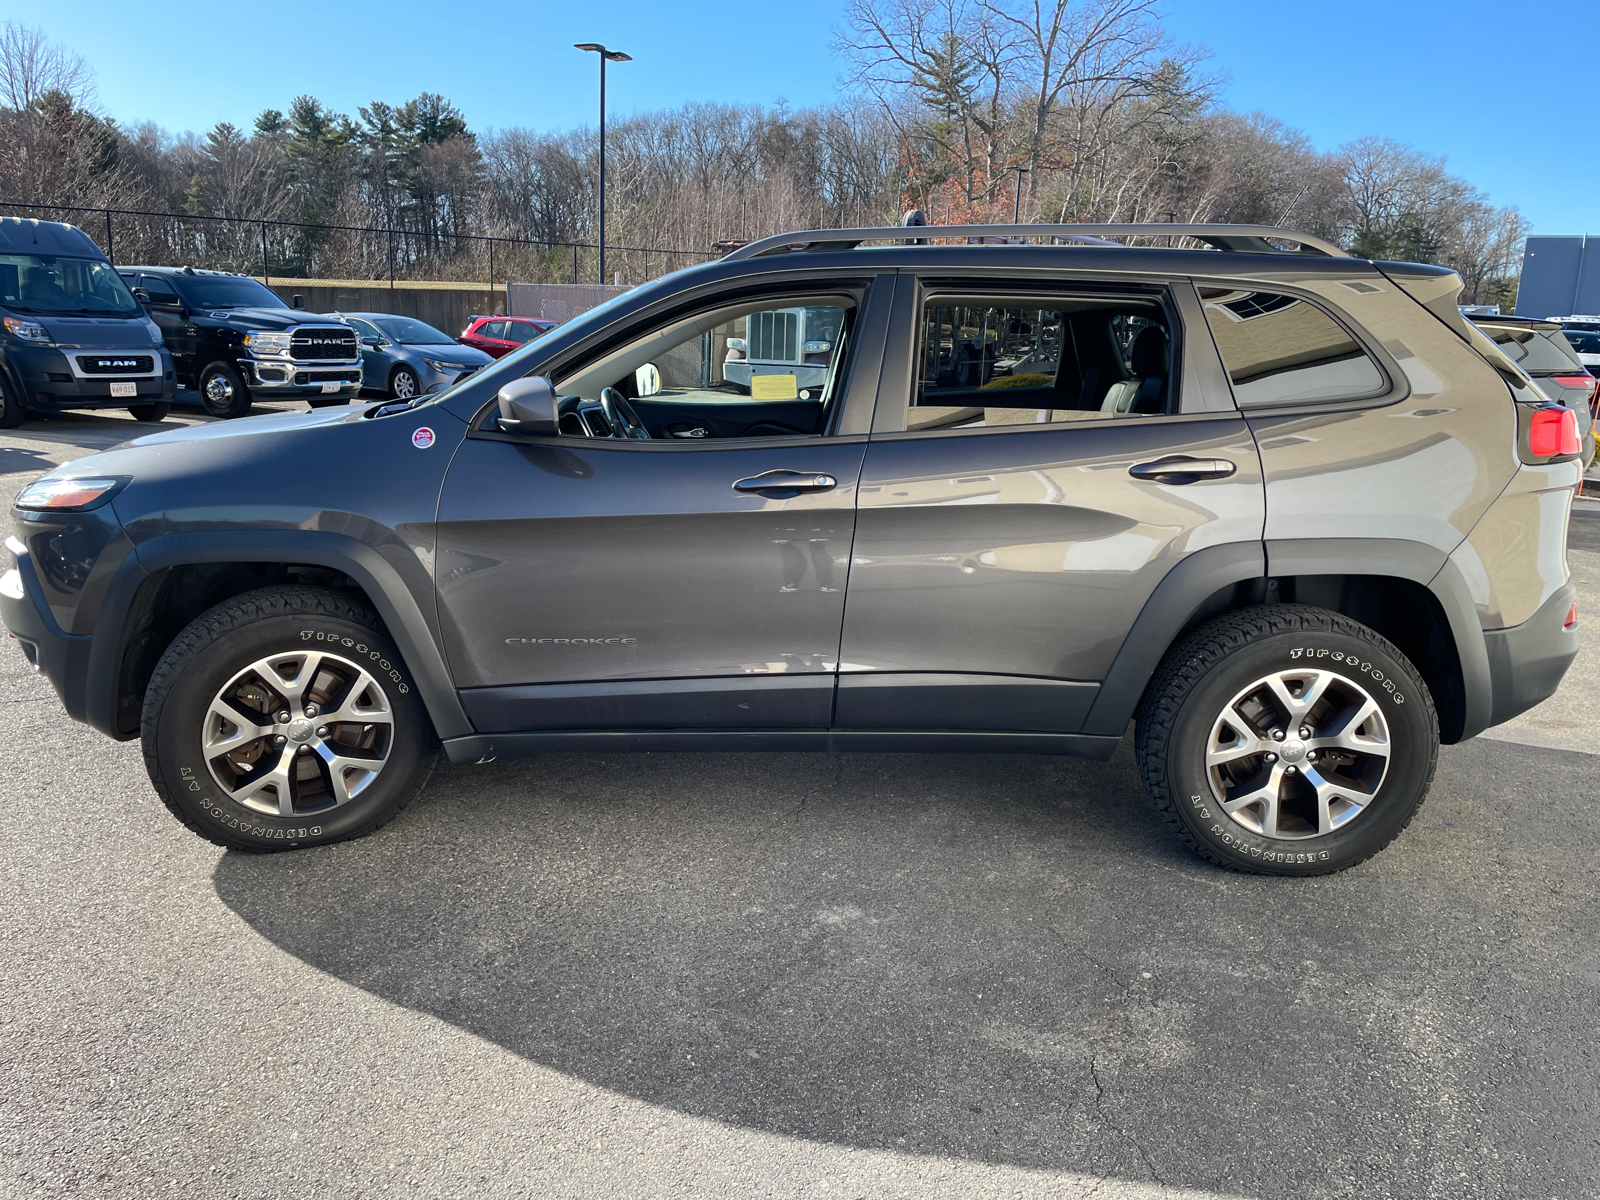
[575,42,631,286]
[1013,167,1031,225]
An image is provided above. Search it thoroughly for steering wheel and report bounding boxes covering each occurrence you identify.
[599,387,652,440]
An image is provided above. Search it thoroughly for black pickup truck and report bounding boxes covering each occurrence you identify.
[116,266,362,418]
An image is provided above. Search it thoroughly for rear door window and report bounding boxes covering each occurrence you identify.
[905,294,1176,430]
[1200,288,1386,407]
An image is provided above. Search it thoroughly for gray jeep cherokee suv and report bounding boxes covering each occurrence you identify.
[1,223,1584,875]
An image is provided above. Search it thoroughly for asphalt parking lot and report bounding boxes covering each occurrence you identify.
[2,403,1597,1200]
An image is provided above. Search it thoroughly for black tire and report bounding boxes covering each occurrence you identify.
[141,585,436,852]
[0,378,24,428]
[307,395,351,409]
[389,366,419,400]
[128,401,170,422]
[197,361,252,420]
[1135,604,1438,876]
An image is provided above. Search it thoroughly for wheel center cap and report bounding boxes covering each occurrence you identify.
[1281,738,1308,763]
[287,718,315,743]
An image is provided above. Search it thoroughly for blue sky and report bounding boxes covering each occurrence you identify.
[16,0,1600,234]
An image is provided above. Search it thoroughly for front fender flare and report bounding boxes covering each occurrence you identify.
[87,529,471,741]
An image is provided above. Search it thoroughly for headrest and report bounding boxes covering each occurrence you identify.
[1130,325,1169,376]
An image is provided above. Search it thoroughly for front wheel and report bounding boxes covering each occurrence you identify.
[0,379,24,428]
[197,361,252,419]
[141,586,435,852]
[128,401,170,422]
[1135,605,1438,875]
[389,367,419,400]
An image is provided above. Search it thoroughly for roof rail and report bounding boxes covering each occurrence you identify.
[721,222,1348,261]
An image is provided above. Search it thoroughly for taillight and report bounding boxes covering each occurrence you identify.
[1564,604,1578,630]
[1552,374,1597,392]
[1529,406,1580,457]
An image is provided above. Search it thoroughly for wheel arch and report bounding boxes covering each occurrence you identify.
[89,530,471,742]
[1083,539,1490,744]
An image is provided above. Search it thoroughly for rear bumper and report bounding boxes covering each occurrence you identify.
[1483,581,1580,728]
[0,537,91,724]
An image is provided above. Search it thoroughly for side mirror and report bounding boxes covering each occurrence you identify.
[634,362,661,397]
[292,294,305,309]
[132,287,152,303]
[496,375,558,435]
[361,336,382,348]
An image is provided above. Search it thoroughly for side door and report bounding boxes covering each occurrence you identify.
[139,273,194,383]
[835,273,1264,734]
[433,273,893,736]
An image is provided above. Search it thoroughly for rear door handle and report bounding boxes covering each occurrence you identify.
[1128,457,1237,483]
[733,470,838,493]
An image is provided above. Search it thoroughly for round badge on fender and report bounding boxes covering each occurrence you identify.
[412,427,436,450]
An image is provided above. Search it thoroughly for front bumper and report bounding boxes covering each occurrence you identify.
[242,356,363,398]
[0,535,91,724]
[10,344,175,408]
[1483,580,1580,728]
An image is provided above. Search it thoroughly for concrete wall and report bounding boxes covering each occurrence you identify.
[1515,236,1600,318]
[264,284,502,336]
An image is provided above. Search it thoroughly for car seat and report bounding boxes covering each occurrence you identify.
[1100,326,1169,414]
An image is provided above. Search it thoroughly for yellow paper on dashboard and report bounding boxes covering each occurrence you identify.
[750,374,799,400]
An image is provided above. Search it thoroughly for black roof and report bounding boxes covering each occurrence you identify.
[0,217,106,258]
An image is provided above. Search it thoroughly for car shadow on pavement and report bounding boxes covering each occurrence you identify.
[211,740,1600,1197]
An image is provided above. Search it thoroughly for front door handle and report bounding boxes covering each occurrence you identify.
[733,469,838,494]
[1128,456,1237,484]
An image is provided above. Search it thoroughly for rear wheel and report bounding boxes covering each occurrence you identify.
[1135,605,1438,875]
[197,361,252,419]
[128,401,170,422]
[141,586,435,852]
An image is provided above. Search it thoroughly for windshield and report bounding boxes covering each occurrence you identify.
[375,316,454,345]
[175,275,287,310]
[0,254,140,315]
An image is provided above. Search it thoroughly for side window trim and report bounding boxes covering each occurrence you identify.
[872,275,1197,436]
[1188,276,1406,414]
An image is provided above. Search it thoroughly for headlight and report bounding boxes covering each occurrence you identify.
[423,359,467,372]
[146,322,164,346]
[3,316,51,344]
[244,331,292,356]
[15,476,127,511]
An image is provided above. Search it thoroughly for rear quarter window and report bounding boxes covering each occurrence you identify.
[1200,287,1387,408]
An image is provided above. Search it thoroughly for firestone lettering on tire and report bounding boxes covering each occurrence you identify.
[298,629,410,693]
[1287,646,1405,703]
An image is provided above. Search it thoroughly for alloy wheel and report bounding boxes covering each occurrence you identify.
[1205,668,1392,840]
[201,650,394,817]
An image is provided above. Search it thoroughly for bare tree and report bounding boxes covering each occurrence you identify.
[0,22,95,111]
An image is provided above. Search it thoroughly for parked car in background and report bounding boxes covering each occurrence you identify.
[118,266,361,419]
[1469,314,1596,466]
[340,314,492,399]
[0,218,174,427]
[459,315,556,359]
[1559,326,1600,376]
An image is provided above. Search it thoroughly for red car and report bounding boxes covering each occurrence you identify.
[458,316,557,359]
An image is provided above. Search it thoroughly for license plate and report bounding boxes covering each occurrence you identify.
[110,382,136,398]
[321,382,339,394]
